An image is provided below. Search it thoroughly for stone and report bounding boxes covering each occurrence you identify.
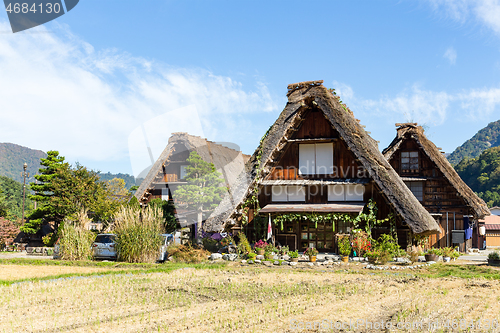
[247,260,254,264]
[256,255,265,260]
[254,259,261,264]
[280,261,288,266]
[307,263,314,267]
[273,255,280,260]
[273,261,280,265]
[210,253,222,260]
[222,253,238,261]
[282,255,290,261]
[289,262,297,266]
[263,261,272,266]
[241,260,247,264]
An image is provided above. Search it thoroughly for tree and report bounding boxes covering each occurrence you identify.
[148,198,178,233]
[22,151,127,235]
[0,175,34,222]
[22,151,70,234]
[0,189,9,218]
[173,151,226,241]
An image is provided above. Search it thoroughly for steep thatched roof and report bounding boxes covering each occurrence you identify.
[134,132,250,204]
[383,123,490,219]
[204,81,440,235]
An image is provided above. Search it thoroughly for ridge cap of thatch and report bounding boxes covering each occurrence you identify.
[383,123,490,219]
[204,82,441,235]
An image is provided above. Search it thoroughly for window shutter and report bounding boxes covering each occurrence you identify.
[287,186,306,202]
[299,144,316,175]
[328,185,345,201]
[315,143,334,175]
[272,185,288,202]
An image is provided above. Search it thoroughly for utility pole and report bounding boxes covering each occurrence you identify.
[21,163,29,222]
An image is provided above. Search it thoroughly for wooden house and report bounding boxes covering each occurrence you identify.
[383,123,490,250]
[134,132,249,229]
[205,81,439,251]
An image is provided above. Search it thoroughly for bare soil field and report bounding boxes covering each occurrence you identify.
[0,264,109,281]
[0,262,499,332]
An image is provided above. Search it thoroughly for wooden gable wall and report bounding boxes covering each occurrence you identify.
[387,138,471,248]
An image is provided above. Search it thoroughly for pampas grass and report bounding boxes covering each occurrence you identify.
[59,209,95,260]
[113,206,164,263]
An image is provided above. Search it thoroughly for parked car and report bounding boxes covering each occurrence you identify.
[158,233,174,262]
[92,233,117,260]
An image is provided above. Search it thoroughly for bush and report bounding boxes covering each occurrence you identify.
[113,206,165,263]
[338,236,351,256]
[202,237,220,253]
[289,250,299,258]
[237,233,252,256]
[167,243,210,263]
[58,209,95,260]
[488,251,500,260]
[352,231,371,256]
[363,234,402,264]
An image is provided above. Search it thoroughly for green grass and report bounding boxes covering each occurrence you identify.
[416,263,500,279]
[0,260,227,286]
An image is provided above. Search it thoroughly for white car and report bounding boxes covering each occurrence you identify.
[92,234,117,260]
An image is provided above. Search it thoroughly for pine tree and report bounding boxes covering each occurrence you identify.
[22,151,70,234]
[173,151,226,241]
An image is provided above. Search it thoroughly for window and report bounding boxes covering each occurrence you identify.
[404,181,423,201]
[401,151,419,172]
[327,184,364,201]
[180,165,188,179]
[299,143,333,175]
[161,188,169,201]
[272,185,306,202]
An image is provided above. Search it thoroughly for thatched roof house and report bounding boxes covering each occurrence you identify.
[205,81,440,237]
[134,132,250,209]
[383,123,490,220]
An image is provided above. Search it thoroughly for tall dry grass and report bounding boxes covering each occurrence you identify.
[113,206,165,263]
[58,209,95,260]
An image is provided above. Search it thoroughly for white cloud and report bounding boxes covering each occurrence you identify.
[424,0,500,37]
[0,21,278,171]
[443,47,457,65]
[331,81,500,126]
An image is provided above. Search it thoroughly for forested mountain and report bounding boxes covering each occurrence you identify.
[455,146,500,207]
[0,143,46,183]
[98,172,137,189]
[448,120,500,165]
[0,142,137,189]
[0,175,33,221]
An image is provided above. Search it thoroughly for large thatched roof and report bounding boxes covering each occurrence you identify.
[383,123,490,219]
[204,81,440,235]
[134,132,250,204]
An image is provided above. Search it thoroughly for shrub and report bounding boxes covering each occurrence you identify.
[247,252,257,260]
[488,251,500,260]
[237,233,252,256]
[58,209,95,260]
[352,231,371,256]
[304,247,318,257]
[406,247,420,263]
[426,248,442,256]
[338,236,351,256]
[278,245,289,255]
[202,236,221,252]
[167,243,210,263]
[289,250,299,258]
[113,206,165,263]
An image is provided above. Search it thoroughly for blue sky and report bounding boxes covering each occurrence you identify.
[1,1,500,177]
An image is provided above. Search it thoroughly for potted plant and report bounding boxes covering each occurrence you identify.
[425,248,441,262]
[488,251,500,266]
[304,247,318,262]
[247,252,257,260]
[254,240,268,256]
[338,236,351,263]
[441,247,454,263]
[264,251,273,260]
[289,250,299,262]
[365,250,379,264]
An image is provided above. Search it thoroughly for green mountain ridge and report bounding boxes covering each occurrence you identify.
[455,146,500,207]
[447,120,500,165]
[0,142,136,189]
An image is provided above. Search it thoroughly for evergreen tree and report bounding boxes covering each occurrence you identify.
[173,151,226,241]
[22,151,69,234]
[22,152,128,234]
[148,198,178,233]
